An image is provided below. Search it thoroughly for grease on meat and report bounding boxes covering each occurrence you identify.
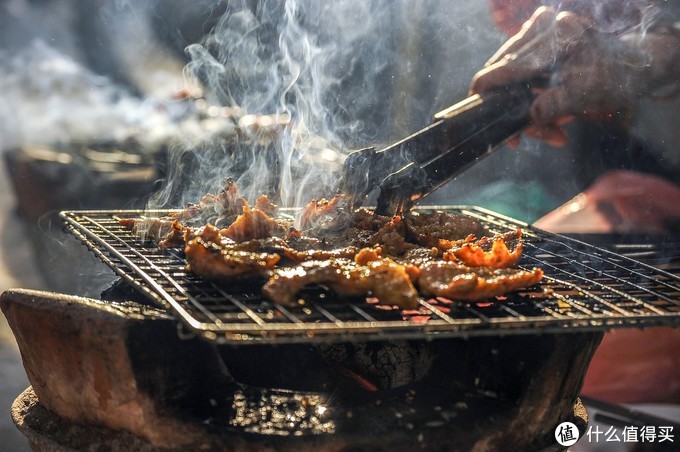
[418,261,543,301]
[444,230,524,268]
[185,224,280,280]
[121,186,543,308]
[263,254,419,309]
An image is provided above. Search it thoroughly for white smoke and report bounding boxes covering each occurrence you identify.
[157,0,501,209]
[0,0,503,212]
[0,40,157,150]
[174,0,388,208]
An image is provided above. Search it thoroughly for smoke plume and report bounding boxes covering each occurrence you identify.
[152,0,501,209]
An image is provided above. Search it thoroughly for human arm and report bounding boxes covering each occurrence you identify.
[470,6,680,147]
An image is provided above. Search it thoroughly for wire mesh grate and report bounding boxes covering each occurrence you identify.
[60,207,680,344]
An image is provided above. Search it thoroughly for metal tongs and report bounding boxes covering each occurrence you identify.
[336,81,542,216]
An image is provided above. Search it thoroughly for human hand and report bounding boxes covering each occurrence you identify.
[470,7,650,147]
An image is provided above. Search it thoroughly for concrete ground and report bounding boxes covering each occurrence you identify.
[0,163,46,451]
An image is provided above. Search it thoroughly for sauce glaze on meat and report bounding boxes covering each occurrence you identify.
[122,181,543,310]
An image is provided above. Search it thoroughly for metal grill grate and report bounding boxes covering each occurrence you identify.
[60,207,680,344]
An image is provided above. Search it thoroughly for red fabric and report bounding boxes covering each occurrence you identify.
[582,328,680,404]
[488,0,540,35]
[534,170,680,234]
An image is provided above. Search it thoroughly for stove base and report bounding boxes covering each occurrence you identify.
[2,288,600,451]
[12,386,587,451]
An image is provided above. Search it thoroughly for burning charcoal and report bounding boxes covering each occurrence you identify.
[316,341,437,390]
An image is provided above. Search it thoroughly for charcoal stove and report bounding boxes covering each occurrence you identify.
[3,206,680,451]
[3,143,161,221]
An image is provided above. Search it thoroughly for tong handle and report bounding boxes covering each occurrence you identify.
[375,82,537,215]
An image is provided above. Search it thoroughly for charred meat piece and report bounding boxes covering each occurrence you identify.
[368,216,418,256]
[394,247,440,282]
[364,258,420,310]
[403,211,488,249]
[254,194,279,217]
[120,217,193,249]
[444,230,524,268]
[122,191,288,247]
[185,225,280,280]
[262,255,419,309]
[284,229,326,251]
[170,179,248,226]
[280,246,358,263]
[354,247,383,266]
[401,246,439,263]
[418,261,543,301]
[158,220,188,248]
[298,195,353,232]
[227,236,358,263]
[119,217,175,244]
[317,212,391,249]
[222,205,290,242]
[351,208,392,232]
[122,184,542,308]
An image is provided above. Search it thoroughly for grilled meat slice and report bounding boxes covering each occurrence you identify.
[119,217,175,244]
[362,258,420,310]
[403,211,488,249]
[166,180,280,228]
[170,179,247,226]
[307,208,486,256]
[254,194,279,216]
[122,190,288,247]
[418,261,543,301]
[316,209,391,249]
[368,216,417,256]
[319,208,481,256]
[124,184,541,307]
[157,220,188,248]
[185,225,280,280]
[120,217,193,249]
[280,246,358,262]
[444,230,524,268]
[298,195,353,232]
[222,205,289,242]
[284,229,326,250]
[355,246,420,281]
[225,235,358,263]
[262,255,419,309]
[393,247,440,283]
